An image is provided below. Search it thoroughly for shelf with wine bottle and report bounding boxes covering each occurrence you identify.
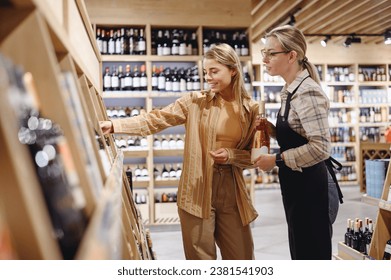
[0,0,152,260]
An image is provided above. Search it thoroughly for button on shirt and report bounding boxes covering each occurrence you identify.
[111,90,259,226]
[279,69,331,172]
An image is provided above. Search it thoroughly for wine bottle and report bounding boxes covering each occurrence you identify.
[96,28,102,53]
[108,29,115,55]
[140,64,147,91]
[365,219,373,255]
[169,164,177,180]
[175,163,182,179]
[125,166,133,192]
[103,66,111,91]
[383,238,391,260]
[123,64,133,91]
[111,66,120,91]
[151,65,159,91]
[352,221,361,251]
[161,164,170,179]
[251,99,270,162]
[128,28,135,55]
[137,28,146,55]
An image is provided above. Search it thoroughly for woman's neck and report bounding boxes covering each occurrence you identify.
[219,89,235,102]
[283,65,303,86]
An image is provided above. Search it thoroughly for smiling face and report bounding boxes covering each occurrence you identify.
[203,58,235,98]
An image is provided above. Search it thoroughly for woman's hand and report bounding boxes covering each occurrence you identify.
[255,116,276,136]
[99,120,113,135]
[209,148,229,164]
[254,154,276,172]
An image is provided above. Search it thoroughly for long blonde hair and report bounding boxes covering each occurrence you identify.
[204,43,251,103]
[265,25,321,85]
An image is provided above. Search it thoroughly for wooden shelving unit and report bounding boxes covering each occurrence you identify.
[368,161,391,260]
[359,142,391,193]
[0,0,153,260]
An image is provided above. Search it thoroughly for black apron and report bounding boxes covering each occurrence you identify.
[276,76,334,260]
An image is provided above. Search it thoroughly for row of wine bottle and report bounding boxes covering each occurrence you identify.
[113,134,185,150]
[1,54,87,259]
[103,63,253,93]
[344,217,391,260]
[344,217,373,255]
[103,64,202,92]
[96,26,250,57]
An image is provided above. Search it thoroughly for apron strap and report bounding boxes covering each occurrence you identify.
[282,75,310,120]
[325,157,344,204]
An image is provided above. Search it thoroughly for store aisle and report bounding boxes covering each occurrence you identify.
[147,186,378,260]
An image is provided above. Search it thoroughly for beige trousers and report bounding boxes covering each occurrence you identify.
[178,164,254,260]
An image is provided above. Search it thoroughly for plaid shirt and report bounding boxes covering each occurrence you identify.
[279,69,331,172]
[111,90,259,226]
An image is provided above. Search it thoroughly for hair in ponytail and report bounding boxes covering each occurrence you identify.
[265,25,321,85]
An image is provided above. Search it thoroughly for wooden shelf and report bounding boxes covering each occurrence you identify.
[335,242,367,260]
[76,152,124,259]
[0,0,152,260]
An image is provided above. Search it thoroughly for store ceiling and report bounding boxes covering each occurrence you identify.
[251,0,391,46]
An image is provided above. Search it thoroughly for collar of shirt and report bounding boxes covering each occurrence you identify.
[205,89,252,114]
[280,69,310,101]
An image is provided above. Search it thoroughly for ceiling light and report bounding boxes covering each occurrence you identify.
[385,30,391,45]
[343,37,352,47]
[288,15,296,26]
[343,35,361,47]
[320,35,331,47]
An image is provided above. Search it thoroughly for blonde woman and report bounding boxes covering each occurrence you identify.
[100,43,259,260]
[253,25,341,260]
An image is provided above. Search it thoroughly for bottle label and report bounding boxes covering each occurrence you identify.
[140,77,147,87]
[124,77,132,87]
[151,77,158,87]
[139,41,146,52]
[108,41,115,54]
[133,77,140,88]
[104,76,111,89]
[251,146,269,162]
[385,243,391,254]
[111,77,119,88]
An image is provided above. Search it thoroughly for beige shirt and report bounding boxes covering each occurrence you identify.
[111,90,259,226]
[215,99,242,149]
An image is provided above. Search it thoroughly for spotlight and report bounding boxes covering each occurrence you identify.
[288,15,296,26]
[385,30,391,45]
[320,35,331,47]
[343,37,352,47]
[343,36,361,47]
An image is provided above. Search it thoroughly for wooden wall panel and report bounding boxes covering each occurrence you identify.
[84,0,251,27]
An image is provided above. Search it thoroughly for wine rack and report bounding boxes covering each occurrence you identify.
[0,0,153,260]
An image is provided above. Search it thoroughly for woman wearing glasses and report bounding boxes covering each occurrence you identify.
[100,43,259,260]
[253,25,334,260]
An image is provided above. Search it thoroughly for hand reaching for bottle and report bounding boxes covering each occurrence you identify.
[254,117,276,137]
[99,120,113,135]
[209,148,229,164]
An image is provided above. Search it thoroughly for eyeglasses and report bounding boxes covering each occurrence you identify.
[261,49,291,60]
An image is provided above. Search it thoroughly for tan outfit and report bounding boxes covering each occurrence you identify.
[111,90,259,259]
